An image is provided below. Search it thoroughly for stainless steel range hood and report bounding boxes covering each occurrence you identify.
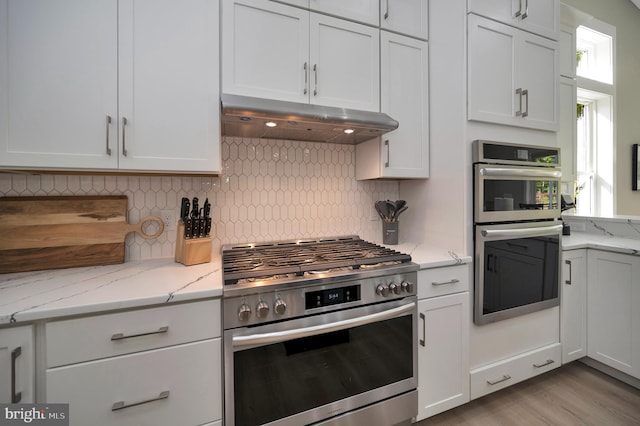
[221,94,399,144]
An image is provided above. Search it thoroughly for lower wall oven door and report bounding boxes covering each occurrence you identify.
[474,221,562,325]
[224,297,418,426]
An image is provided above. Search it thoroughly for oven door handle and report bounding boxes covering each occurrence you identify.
[232,301,415,348]
[479,166,561,179]
[481,224,563,239]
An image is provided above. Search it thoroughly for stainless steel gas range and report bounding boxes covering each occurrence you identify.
[222,236,419,426]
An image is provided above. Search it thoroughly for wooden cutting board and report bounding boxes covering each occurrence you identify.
[0,196,164,273]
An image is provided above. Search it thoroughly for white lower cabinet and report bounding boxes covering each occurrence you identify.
[0,325,34,404]
[560,249,587,363]
[416,264,470,421]
[470,343,561,399]
[587,250,640,379]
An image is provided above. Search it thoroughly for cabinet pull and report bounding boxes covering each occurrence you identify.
[313,64,318,96]
[384,140,390,167]
[384,0,389,19]
[533,359,554,368]
[432,278,460,286]
[303,62,308,95]
[515,88,523,116]
[105,115,112,156]
[111,326,169,341]
[419,312,426,347]
[112,390,170,411]
[487,374,511,385]
[515,0,522,17]
[122,117,128,156]
[522,0,529,19]
[565,259,572,285]
[11,346,22,403]
[522,89,529,117]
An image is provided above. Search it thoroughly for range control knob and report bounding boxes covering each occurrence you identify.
[238,303,251,322]
[389,283,402,295]
[256,301,270,318]
[274,298,287,315]
[402,281,415,294]
[376,284,390,297]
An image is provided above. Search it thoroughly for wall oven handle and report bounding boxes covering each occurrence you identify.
[481,224,562,239]
[479,166,561,179]
[233,301,415,348]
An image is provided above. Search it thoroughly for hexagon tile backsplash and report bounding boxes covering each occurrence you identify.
[0,137,399,261]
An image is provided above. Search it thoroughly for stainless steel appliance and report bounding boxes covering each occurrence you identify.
[473,141,562,325]
[222,236,418,426]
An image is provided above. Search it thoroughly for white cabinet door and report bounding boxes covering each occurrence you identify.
[416,293,470,420]
[309,0,378,26]
[558,77,577,182]
[587,251,640,379]
[380,0,429,40]
[560,249,587,363]
[467,0,559,40]
[0,0,118,170]
[118,0,220,173]
[468,14,558,131]
[310,14,379,111]
[0,325,34,404]
[559,25,576,79]
[356,32,428,179]
[222,0,309,103]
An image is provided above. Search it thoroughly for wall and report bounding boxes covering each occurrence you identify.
[562,0,640,215]
[0,136,400,261]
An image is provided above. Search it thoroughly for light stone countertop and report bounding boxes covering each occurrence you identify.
[385,242,472,269]
[561,232,640,255]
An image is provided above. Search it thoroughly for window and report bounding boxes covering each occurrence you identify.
[575,19,615,216]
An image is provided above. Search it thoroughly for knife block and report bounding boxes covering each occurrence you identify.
[175,221,212,266]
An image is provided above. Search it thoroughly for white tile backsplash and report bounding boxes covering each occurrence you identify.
[1,137,399,260]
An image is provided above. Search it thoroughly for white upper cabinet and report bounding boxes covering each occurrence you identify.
[223,0,380,112]
[468,14,558,131]
[356,32,429,179]
[309,0,378,26]
[380,0,429,40]
[468,0,560,40]
[0,0,220,173]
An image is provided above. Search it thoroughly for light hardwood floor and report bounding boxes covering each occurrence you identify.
[415,361,640,425]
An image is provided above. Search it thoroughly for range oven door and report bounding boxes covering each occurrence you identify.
[474,222,562,325]
[474,164,561,223]
[224,297,417,426]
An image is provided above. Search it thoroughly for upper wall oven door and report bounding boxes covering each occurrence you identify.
[474,164,561,223]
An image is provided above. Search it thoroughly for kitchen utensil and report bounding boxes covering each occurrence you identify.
[0,196,164,273]
[375,200,390,221]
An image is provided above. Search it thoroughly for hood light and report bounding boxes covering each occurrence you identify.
[344,128,355,134]
[265,121,277,128]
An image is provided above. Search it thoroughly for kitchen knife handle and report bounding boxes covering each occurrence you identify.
[11,346,22,403]
[303,62,308,95]
[122,117,128,156]
[105,115,112,156]
[313,64,318,96]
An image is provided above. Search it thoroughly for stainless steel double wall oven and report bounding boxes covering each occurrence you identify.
[222,236,418,426]
[473,140,562,325]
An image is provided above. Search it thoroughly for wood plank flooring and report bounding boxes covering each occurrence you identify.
[415,361,640,425]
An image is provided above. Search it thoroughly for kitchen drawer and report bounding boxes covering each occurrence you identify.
[418,264,470,299]
[470,342,561,399]
[46,299,220,367]
[46,339,222,426]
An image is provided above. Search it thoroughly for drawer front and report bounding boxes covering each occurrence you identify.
[418,264,470,299]
[46,299,220,367]
[470,343,561,399]
[46,339,222,426]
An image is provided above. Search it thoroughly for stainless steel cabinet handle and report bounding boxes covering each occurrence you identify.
[303,62,308,95]
[384,0,389,19]
[112,390,170,411]
[11,346,22,403]
[515,88,523,116]
[432,278,460,286]
[384,140,390,167]
[515,0,523,17]
[122,117,128,156]
[313,64,318,96]
[533,359,554,368]
[522,89,529,117]
[419,312,426,347]
[522,0,529,19]
[105,115,112,156]
[487,374,511,385]
[565,259,572,285]
[111,326,169,341]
